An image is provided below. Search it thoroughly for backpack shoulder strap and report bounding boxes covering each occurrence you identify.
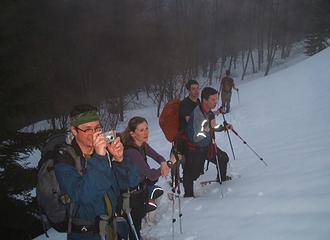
[57,144,84,176]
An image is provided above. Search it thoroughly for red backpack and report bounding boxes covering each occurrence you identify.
[159,99,181,142]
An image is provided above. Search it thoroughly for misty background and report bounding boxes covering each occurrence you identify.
[0,0,329,239]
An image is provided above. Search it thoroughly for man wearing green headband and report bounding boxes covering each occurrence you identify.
[54,104,125,240]
[68,104,121,158]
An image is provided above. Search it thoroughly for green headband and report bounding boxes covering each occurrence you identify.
[71,110,100,126]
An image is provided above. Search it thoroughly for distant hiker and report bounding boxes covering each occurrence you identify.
[220,70,238,113]
[53,104,125,240]
[121,116,169,239]
[184,87,233,197]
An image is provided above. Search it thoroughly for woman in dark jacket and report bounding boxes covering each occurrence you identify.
[121,116,169,239]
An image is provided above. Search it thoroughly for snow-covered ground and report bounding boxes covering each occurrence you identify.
[34,46,330,240]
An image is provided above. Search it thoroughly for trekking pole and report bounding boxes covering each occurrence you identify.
[172,196,176,240]
[169,146,184,238]
[177,193,183,234]
[171,180,176,240]
[221,113,236,160]
[122,192,140,240]
[168,158,176,240]
[174,154,183,234]
[230,129,268,166]
[212,137,224,198]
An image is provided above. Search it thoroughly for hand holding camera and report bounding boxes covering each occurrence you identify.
[93,131,108,156]
[103,131,124,162]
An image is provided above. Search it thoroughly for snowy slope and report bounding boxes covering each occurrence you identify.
[35,47,330,240]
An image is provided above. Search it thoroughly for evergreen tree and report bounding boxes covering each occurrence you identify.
[305,0,330,56]
[0,131,54,239]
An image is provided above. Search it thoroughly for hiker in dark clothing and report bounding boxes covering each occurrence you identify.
[121,116,169,239]
[184,88,233,197]
[220,70,238,113]
[54,104,125,240]
[179,79,201,133]
[175,80,201,179]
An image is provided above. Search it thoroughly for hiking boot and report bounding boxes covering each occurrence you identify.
[146,199,157,213]
[216,174,220,182]
[224,175,232,181]
[150,186,164,200]
[216,175,232,182]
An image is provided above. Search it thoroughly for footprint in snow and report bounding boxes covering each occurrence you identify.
[211,188,219,193]
[195,205,202,211]
[184,198,192,204]
[185,236,197,240]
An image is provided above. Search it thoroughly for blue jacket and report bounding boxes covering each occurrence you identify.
[54,139,120,240]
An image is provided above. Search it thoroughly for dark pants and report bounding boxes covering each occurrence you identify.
[183,147,207,196]
[207,147,229,181]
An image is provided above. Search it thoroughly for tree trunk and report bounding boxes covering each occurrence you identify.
[265,45,277,76]
[250,51,256,73]
[241,49,251,80]
[228,56,233,71]
[156,86,165,117]
[219,57,226,79]
[208,63,214,85]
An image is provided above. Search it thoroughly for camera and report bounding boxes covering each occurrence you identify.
[103,131,116,144]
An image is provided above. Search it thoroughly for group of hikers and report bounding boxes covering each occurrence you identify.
[39,70,238,240]
[179,74,237,198]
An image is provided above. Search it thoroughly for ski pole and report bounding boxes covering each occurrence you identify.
[231,129,268,166]
[169,154,177,240]
[221,113,236,160]
[177,194,183,234]
[127,211,139,240]
[174,154,183,234]
[169,147,185,237]
[171,187,176,240]
[172,195,176,240]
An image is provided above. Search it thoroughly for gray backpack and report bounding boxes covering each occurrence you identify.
[36,132,81,235]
